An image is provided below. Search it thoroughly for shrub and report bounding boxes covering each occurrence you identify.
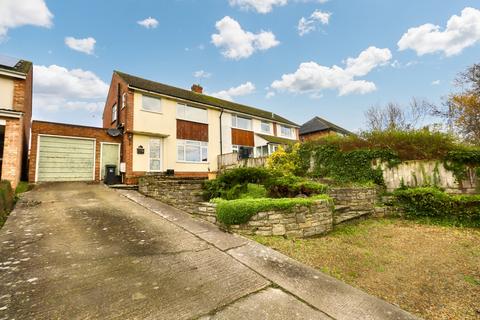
[264,175,328,198]
[0,180,14,228]
[239,184,268,199]
[203,167,272,200]
[266,144,303,176]
[214,195,332,225]
[393,187,480,224]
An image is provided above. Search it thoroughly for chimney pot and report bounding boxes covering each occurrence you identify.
[191,84,203,94]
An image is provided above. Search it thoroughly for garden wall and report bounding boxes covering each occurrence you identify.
[138,176,379,238]
[377,160,478,194]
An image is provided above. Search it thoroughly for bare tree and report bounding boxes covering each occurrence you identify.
[364,98,433,131]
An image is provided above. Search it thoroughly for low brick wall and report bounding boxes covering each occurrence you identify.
[328,187,377,224]
[228,200,334,237]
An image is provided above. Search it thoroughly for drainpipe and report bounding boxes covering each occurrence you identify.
[117,83,122,129]
[219,108,224,155]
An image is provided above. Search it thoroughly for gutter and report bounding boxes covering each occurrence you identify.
[0,69,26,80]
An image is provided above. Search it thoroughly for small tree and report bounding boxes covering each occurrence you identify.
[266,144,302,176]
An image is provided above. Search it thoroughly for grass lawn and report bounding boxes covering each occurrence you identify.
[251,218,480,320]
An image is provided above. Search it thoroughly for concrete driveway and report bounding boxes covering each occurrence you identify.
[0,183,417,320]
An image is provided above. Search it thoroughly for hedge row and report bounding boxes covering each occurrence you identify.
[393,187,480,224]
[0,181,14,227]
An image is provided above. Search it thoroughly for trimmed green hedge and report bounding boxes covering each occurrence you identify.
[214,195,332,225]
[0,180,14,228]
[393,187,480,224]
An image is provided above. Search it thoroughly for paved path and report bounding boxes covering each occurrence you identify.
[0,183,418,319]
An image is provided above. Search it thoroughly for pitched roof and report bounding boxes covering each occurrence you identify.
[115,71,299,127]
[256,133,298,145]
[300,116,352,136]
[0,55,32,75]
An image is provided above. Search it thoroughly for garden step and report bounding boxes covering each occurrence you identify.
[334,205,351,213]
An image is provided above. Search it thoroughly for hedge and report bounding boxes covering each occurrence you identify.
[0,180,14,227]
[264,175,328,198]
[393,187,480,224]
[214,195,332,225]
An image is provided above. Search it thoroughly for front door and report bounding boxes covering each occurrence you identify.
[100,143,120,180]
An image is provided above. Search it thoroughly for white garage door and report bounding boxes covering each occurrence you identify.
[37,135,95,182]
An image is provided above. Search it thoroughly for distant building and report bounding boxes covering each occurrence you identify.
[0,54,32,188]
[299,116,352,142]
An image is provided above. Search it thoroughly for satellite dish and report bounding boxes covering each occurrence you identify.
[107,128,122,137]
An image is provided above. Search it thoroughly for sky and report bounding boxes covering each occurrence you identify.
[0,0,479,131]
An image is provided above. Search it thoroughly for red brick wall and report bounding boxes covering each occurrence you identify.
[29,121,121,183]
[1,118,24,188]
[102,72,135,183]
[12,68,33,180]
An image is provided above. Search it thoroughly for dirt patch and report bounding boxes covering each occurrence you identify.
[252,218,480,320]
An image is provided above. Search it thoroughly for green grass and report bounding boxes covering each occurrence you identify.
[15,181,31,195]
[463,275,480,286]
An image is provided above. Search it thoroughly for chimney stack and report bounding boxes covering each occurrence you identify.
[191,84,203,94]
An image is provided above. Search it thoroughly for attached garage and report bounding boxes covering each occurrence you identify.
[29,121,122,184]
[36,135,95,182]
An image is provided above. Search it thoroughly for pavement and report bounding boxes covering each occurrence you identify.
[0,182,418,319]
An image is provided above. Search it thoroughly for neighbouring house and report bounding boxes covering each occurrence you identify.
[0,55,32,188]
[102,71,300,184]
[299,116,352,142]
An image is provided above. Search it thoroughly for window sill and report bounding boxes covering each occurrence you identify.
[141,109,163,115]
[176,161,209,164]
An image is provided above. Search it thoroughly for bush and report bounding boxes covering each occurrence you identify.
[203,167,272,200]
[239,184,268,199]
[214,195,332,225]
[0,180,14,228]
[265,175,328,198]
[266,144,303,176]
[393,187,480,224]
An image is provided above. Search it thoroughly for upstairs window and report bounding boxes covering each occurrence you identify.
[232,115,252,131]
[142,95,162,113]
[111,104,117,123]
[176,103,208,124]
[280,125,294,138]
[261,121,271,133]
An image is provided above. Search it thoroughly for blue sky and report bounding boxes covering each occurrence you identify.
[1,0,479,130]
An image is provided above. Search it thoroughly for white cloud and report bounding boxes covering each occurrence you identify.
[398,7,480,56]
[65,37,96,55]
[0,0,53,39]
[229,0,328,14]
[137,17,159,29]
[33,65,108,113]
[266,91,275,99]
[271,46,392,96]
[194,70,212,78]
[229,0,288,14]
[211,16,279,60]
[298,10,331,36]
[211,82,256,101]
[431,80,441,86]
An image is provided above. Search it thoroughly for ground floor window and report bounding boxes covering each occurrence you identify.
[255,145,269,157]
[149,139,162,172]
[177,139,208,163]
[233,145,254,159]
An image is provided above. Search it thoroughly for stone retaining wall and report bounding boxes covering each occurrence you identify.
[139,176,379,238]
[228,200,334,237]
[328,187,377,223]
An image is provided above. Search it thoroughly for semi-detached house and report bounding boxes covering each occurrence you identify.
[103,71,299,184]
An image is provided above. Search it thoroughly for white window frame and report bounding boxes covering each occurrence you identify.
[176,103,208,124]
[148,138,162,172]
[111,104,117,123]
[279,125,294,138]
[231,114,252,131]
[121,92,127,109]
[142,95,162,114]
[260,121,271,134]
[177,139,208,163]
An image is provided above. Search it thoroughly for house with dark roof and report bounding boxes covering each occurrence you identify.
[299,116,352,142]
[0,54,32,187]
[102,71,299,183]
